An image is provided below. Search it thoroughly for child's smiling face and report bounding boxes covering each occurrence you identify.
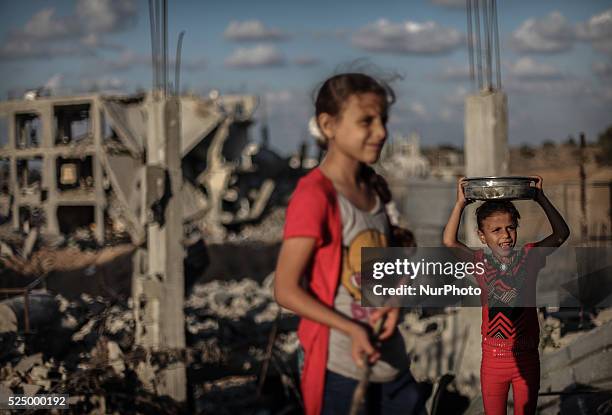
[477,211,518,258]
[326,92,388,164]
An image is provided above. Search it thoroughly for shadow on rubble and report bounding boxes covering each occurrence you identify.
[0,293,189,414]
[186,302,302,414]
[539,383,612,414]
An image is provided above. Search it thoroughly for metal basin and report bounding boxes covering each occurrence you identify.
[464,176,536,200]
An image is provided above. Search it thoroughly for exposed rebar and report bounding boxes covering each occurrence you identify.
[482,0,492,90]
[175,31,185,96]
[162,0,168,97]
[148,0,158,92]
[493,0,502,89]
[467,0,475,88]
[474,0,483,90]
[154,0,161,92]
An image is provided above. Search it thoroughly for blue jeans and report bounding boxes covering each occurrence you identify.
[321,369,425,415]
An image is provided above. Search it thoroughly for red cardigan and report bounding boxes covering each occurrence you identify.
[283,167,343,415]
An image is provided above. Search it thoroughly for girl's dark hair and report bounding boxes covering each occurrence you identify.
[314,72,395,149]
[476,201,521,230]
[313,73,407,240]
[313,72,396,201]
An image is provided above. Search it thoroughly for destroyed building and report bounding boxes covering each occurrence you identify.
[0,90,308,414]
[0,91,302,247]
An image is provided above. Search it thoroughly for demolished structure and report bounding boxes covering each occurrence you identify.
[0,89,307,407]
[0,91,289,243]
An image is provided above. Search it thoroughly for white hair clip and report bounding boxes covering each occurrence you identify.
[308,116,324,140]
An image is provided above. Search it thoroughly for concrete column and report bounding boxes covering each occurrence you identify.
[133,94,186,402]
[92,99,105,244]
[40,104,59,235]
[159,96,186,400]
[8,111,19,230]
[463,90,509,247]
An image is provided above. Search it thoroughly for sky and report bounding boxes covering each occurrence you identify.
[0,0,611,156]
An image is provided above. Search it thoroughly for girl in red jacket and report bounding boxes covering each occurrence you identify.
[274,73,422,415]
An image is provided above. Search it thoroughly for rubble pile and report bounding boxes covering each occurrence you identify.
[186,275,301,414]
[226,207,285,244]
[0,293,184,414]
[0,274,302,414]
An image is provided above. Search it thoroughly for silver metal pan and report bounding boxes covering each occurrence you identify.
[463,176,536,200]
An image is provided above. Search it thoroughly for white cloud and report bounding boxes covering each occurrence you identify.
[225,45,286,68]
[352,19,463,55]
[409,101,428,118]
[576,8,612,54]
[44,74,63,91]
[0,37,94,60]
[75,0,138,34]
[224,20,288,42]
[80,76,125,92]
[20,8,77,40]
[0,0,137,61]
[511,11,575,53]
[265,90,293,103]
[508,57,563,80]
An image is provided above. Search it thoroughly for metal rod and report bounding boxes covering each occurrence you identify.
[580,132,588,241]
[154,0,161,92]
[482,0,492,90]
[474,0,483,90]
[148,0,158,92]
[487,0,494,90]
[467,0,475,88]
[608,180,612,233]
[492,0,501,89]
[162,0,168,97]
[175,31,185,97]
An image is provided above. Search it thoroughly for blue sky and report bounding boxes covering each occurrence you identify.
[1,0,611,155]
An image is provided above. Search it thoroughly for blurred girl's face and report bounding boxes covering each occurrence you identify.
[324,92,388,164]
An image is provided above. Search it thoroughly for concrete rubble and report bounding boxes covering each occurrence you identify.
[0,274,302,414]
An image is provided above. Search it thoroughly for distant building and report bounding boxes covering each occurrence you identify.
[424,145,465,181]
[381,132,430,178]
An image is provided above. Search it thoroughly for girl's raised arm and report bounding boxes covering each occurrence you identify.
[530,176,570,250]
[443,177,476,262]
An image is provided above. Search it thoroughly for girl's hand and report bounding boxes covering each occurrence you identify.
[348,323,380,368]
[530,175,544,201]
[456,177,470,206]
[369,307,400,340]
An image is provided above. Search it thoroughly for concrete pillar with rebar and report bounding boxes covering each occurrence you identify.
[463,92,509,246]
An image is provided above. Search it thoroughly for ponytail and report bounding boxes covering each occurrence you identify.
[360,165,416,248]
[361,164,391,204]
